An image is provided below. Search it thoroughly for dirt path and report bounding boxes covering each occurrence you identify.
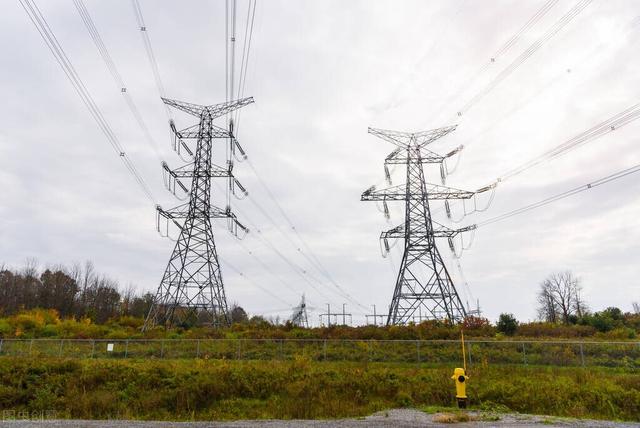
[3,409,638,427]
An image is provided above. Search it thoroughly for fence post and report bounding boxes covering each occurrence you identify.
[522,342,527,365]
[91,340,95,359]
[237,339,241,360]
[0,338,3,354]
[124,340,129,359]
[59,339,64,357]
[160,340,165,359]
[29,339,34,356]
[468,342,472,366]
[579,343,585,367]
[416,340,421,365]
[323,339,327,361]
[196,340,200,358]
[279,339,284,360]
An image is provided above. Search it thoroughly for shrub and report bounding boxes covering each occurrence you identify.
[0,320,11,337]
[516,322,596,338]
[496,313,518,336]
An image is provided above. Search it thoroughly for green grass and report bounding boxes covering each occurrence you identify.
[0,357,638,421]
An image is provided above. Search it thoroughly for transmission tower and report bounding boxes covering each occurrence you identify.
[290,294,309,328]
[361,126,476,325]
[143,97,254,330]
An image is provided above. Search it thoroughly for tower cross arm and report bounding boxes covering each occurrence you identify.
[385,144,463,165]
[175,123,231,139]
[162,98,207,117]
[206,97,254,119]
[361,183,475,201]
[380,223,476,239]
[157,204,249,235]
[368,125,457,149]
[162,161,232,178]
[162,96,254,119]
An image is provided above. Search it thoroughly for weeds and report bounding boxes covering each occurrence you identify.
[433,412,474,423]
[0,358,637,421]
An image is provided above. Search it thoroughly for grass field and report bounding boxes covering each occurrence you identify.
[0,357,638,422]
[1,337,639,369]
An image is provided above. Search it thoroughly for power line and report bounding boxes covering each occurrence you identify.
[73,0,164,163]
[453,11,640,160]
[378,0,468,116]
[445,0,594,122]
[130,0,172,121]
[208,179,340,307]
[433,0,560,121]
[19,0,156,204]
[217,187,342,305]
[439,101,640,221]
[216,0,365,311]
[234,0,257,133]
[499,103,640,182]
[211,182,332,303]
[224,0,364,311]
[245,159,369,311]
[477,162,640,227]
[213,171,364,311]
[218,254,293,308]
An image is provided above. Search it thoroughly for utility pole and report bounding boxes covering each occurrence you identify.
[361,126,477,325]
[319,303,332,327]
[342,303,346,326]
[143,97,254,330]
[320,303,351,326]
[365,304,386,326]
[339,303,352,326]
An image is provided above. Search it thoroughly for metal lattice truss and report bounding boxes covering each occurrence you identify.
[384,145,464,165]
[368,126,457,149]
[361,126,476,325]
[144,97,254,330]
[362,182,475,201]
[381,222,476,240]
[290,295,309,328]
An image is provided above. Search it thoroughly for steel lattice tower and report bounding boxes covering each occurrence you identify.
[290,295,309,328]
[143,97,253,330]
[361,126,476,325]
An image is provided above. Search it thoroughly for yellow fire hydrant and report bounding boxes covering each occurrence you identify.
[451,367,468,408]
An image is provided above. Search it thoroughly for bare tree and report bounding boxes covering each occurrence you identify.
[537,286,558,323]
[633,302,640,315]
[537,271,587,324]
[22,258,39,278]
[121,284,136,316]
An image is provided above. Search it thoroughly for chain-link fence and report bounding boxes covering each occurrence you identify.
[0,338,638,367]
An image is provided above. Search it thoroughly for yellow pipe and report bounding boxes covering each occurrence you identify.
[461,329,466,372]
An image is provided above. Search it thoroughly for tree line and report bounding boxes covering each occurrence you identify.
[1,261,638,334]
[0,260,153,323]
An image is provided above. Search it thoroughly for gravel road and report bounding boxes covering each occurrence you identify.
[2,409,638,428]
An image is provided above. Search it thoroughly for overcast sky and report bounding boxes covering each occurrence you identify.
[1,0,639,325]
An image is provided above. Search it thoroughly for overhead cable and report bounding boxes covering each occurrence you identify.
[453,0,594,121]
[20,0,156,204]
[130,0,173,121]
[73,0,164,163]
[477,162,640,227]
